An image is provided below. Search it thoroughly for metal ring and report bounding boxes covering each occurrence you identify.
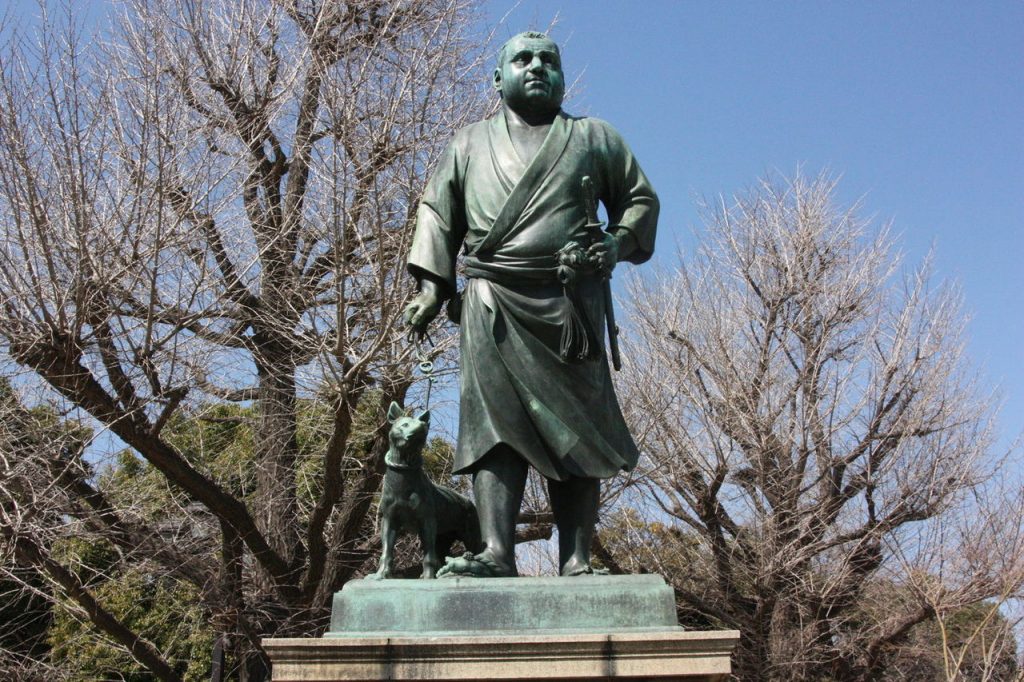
[418,360,434,374]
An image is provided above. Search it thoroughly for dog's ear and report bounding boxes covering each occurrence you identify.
[416,409,431,425]
[387,401,404,423]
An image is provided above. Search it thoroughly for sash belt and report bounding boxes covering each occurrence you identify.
[462,254,601,363]
[463,254,560,285]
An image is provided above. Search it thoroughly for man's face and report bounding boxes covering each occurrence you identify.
[493,36,565,117]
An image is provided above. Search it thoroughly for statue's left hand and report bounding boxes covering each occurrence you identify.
[586,232,618,274]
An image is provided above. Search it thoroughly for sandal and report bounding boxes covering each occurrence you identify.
[437,551,514,578]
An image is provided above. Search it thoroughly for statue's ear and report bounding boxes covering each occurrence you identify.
[387,401,404,423]
[416,409,431,425]
[492,68,502,92]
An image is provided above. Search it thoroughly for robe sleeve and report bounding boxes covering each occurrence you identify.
[407,133,468,295]
[600,124,659,264]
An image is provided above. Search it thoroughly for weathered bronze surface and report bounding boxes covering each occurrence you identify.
[368,402,482,580]
[331,575,678,635]
[404,31,659,578]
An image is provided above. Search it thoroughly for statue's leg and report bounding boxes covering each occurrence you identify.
[471,444,528,577]
[419,514,439,579]
[549,475,600,576]
[369,516,396,580]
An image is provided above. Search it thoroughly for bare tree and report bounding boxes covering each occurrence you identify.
[614,173,1024,681]
[0,0,493,678]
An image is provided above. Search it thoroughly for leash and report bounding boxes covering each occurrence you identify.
[406,329,436,411]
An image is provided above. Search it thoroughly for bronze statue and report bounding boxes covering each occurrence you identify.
[369,402,483,580]
[404,32,658,577]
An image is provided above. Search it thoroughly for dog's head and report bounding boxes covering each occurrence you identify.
[386,401,430,467]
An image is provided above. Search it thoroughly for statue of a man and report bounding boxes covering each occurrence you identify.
[404,31,658,577]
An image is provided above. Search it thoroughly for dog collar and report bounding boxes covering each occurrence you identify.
[384,452,418,470]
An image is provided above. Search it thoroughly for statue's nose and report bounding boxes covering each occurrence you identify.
[528,56,544,72]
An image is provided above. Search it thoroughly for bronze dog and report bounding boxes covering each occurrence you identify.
[369,402,482,579]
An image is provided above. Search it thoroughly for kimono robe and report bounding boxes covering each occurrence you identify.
[408,110,659,481]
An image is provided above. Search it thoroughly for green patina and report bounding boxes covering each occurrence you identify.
[327,575,678,636]
[402,31,659,579]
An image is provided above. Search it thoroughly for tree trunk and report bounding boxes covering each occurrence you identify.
[255,355,301,570]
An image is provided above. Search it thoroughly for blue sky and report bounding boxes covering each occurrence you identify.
[6,1,1021,453]
[485,0,1024,451]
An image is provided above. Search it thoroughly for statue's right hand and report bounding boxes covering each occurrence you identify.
[403,290,443,333]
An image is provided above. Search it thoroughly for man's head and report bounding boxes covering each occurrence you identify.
[493,32,564,118]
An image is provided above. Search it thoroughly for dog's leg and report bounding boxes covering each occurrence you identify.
[435,532,456,560]
[419,515,439,579]
[370,516,397,580]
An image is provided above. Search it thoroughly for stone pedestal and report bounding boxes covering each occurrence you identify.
[264,575,739,681]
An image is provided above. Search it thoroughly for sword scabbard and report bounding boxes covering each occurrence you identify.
[581,176,623,371]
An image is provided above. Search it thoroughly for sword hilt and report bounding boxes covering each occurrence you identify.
[581,176,603,237]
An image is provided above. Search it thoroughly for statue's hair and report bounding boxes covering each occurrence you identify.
[496,31,560,68]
